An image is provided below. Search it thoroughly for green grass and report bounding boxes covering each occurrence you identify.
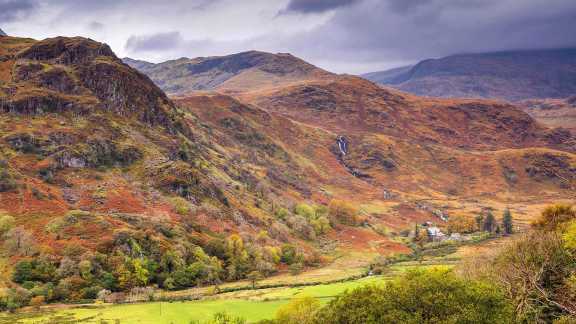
[3,276,385,324]
[0,235,496,323]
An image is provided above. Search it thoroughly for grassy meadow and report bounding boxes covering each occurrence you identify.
[0,236,509,323]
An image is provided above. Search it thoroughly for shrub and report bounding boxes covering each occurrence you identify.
[294,203,315,219]
[199,312,246,324]
[3,227,37,256]
[289,262,304,276]
[490,231,576,322]
[315,269,512,324]
[276,296,319,324]
[274,208,289,220]
[328,200,359,226]
[0,161,18,192]
[280,244,300,265]
[446,214,476,234]
[29,295,45,307]
[170,196,191,215]
[533,204,575,230]
[0,213,15,234]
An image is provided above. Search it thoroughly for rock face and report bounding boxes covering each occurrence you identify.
[363,48,576,101]
[1,37,177,127]
[123,50,333,95]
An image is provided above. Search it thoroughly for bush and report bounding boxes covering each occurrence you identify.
[0,213,15,234]
[328,200,359,226]
[294,203,315,219]
[315,269,512,324]
[280,244,302,265]
[276,296,319,324]
[490,231,575,322]
[170,196,191,215]
[194,312,246,324]
[29,295,45,307]
[0,287,32,311]
[274,208,290,220]
[533,204,575,230]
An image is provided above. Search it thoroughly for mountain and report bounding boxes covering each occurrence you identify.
[0,29,6,37]
[2,36,576,306]
[520,96,576,130]
[238,75,576,196]
[362,48,576,101]
[123,51,333,95]
[1,36,376,294]
[361,65,411,84]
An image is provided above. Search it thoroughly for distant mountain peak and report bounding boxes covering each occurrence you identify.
[0,28,7,37]
[124,50,333,95]
[362,48,576,101]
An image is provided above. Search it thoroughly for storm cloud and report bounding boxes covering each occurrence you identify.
[0,0,37,23]
[281,0,360,14]
[1,0,575,73]
[126,32,184,53]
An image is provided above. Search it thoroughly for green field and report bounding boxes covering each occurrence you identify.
[1,276,385,324]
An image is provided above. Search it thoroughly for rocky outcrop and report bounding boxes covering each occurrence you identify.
[1,37,178,128]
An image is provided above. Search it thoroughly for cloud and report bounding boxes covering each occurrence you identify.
[125,31,184,53]
[87,21,104,31]
[2,0,576,74]
[0,0,37,22]
[271,0,576,72]
[281,0,360,14]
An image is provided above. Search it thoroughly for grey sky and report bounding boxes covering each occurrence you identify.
[1,0,575,74]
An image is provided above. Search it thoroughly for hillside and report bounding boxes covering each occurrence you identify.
[238,75,576,200]
[362,48,576,101]
[520,96,576,130]
[123,51,333,96]
[1,36,576,309]
[1,36,396,300]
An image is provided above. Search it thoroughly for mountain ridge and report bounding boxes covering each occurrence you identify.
[122,50,334,95]
[362,48,576,101]
[2,36,576,307]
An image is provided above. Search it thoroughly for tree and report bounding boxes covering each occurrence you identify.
[0,213,15,234]
[289,262,304,275]
[447,214,476,233]
[3,227,37,256]
[294,203,315,220]
[276,296,320,324]
[475,214,484,232]
[533,204,575,230]
[225,234,250,280]
[12,261,33,283]
[490,231,576,321]
[483,212,495,232]
[280,244,302,265]
[310,216,330,235]
[502,209,513,235]
[246,270,263,289]
[316,269,512,324]
[328,200,359,226]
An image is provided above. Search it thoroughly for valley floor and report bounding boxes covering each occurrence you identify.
[0,235,513,324]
